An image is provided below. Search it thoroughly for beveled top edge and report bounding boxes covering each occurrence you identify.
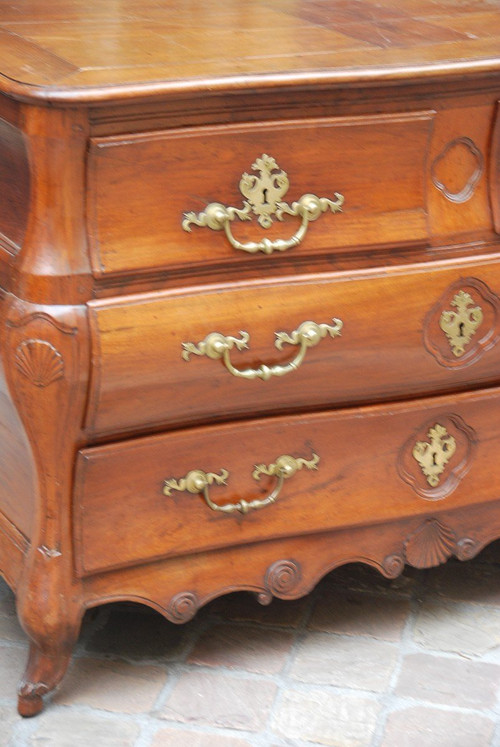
[2,0,500,107]
[2,58,500,107]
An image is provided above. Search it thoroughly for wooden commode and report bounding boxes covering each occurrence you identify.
[1,0,500,716]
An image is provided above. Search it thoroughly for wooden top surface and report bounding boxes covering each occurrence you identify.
[1,0,500,104]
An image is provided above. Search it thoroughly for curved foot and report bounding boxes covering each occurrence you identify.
[18,686,46,718]
[17,643,72,717]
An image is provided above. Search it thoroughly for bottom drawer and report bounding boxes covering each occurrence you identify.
[74,387,500,577]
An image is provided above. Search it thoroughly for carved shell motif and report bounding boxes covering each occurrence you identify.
[404,519,456,569]
[15,340,64,387]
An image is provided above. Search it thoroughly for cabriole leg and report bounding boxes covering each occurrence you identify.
[18,640,77,717]
[2,297,90,716]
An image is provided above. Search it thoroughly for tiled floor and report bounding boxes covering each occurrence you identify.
[2,542,500,746]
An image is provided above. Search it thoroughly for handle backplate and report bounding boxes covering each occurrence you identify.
[182,154,343,254]
[163,452,319,515]
[182,319,342,381]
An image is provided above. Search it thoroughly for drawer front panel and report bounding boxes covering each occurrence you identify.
[0,117,30,254]
[492,100,500,234]
[87,112,432,276]
[87,258,500,438]
[75,386,500,576]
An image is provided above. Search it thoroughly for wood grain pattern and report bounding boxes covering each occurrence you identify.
[0,1,499,102]
[427,104,493,241]
[0,0,499,719]
[88,112,433,277]
[0,119,29,254]
[80,500,500,624]
[3,298,89,718]
[492,101,500,234]
[87,258,500,438]
[0,296,37,540]
[0,508,27,590]
[75,386,500,577]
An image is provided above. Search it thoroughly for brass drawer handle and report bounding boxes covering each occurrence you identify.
[182,319,342,381]
[182,154,344,255]
[163,452,319,515]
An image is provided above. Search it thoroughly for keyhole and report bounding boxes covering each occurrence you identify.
[458,321,465,338]
[262,188,269,205]
[432,451,438,466]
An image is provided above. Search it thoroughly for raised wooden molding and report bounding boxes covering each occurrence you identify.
[423,278,500,369]
[431,136,484,203]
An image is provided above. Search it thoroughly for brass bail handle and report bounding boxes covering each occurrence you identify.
[182,319,343,381]
[163,453,320,515]
[182,154,344,255]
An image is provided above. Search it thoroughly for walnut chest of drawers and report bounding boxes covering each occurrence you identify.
[1,0,500,716]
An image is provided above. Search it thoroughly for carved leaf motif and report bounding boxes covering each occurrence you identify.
[404,520,456,569]
[14,339,64,387]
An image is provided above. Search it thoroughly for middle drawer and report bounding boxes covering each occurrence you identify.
[86,256,500,438]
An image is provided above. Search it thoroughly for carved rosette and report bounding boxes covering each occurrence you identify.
[423,278,500,368]
[398,414,476,500]
[455,537,479,561]
[382,554,405,579]
[431,137,484,204]
[166,592,199,623]
[15,339,64,387]
[265,559,301,597]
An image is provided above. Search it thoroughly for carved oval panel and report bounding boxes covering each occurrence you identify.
[398,413,476,500]
[431,137,484,203]
[423,278,500,368]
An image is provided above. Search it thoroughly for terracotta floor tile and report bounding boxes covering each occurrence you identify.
[188,623,294,674]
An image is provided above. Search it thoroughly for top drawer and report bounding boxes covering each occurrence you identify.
[87,112,434,277]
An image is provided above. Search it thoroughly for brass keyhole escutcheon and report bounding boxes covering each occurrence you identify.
[439,290,483,357]
[412,424,456,487]
[399,414,475,501]
[182,154,344,254]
